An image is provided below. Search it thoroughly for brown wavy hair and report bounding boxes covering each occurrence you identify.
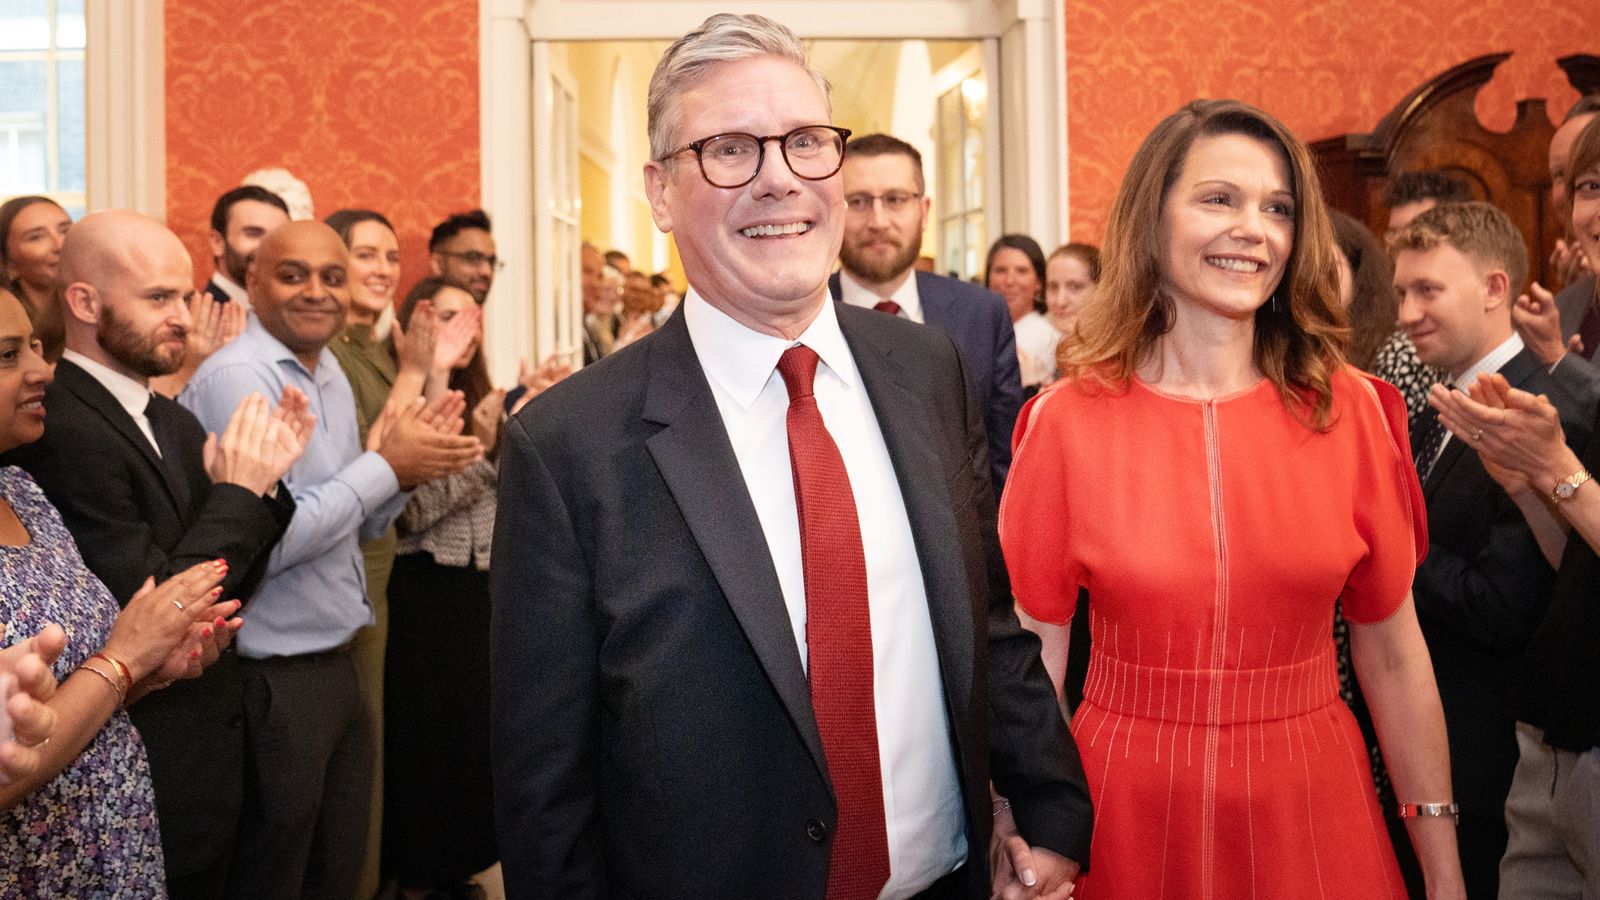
[1062,99,1348,429]
[1328,210,1395,370]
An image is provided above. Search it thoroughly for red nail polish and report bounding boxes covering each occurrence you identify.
[190,649,200,659]
[210,587,223,598]
[202,627,213,638]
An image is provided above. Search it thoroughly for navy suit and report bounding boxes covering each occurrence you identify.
[829,270,1023,492]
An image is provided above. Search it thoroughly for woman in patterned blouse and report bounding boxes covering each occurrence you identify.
[0,288,240,895]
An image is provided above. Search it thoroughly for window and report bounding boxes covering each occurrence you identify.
[0,0,85,217]
[937,74,988,280]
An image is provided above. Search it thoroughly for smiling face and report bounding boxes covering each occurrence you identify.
[248,222,350,366]
[1394,242,1508,378]
[345,219,400,323]
[643,55,842,335]
[1045,253,1095,332]
[1573,158,1600,276]
[1551,113,1598,213]
[0,289,53,453]
[432,227,496,304]
[1157,132,1294,325]
[5,200,71,293]
[989,248,1041,322]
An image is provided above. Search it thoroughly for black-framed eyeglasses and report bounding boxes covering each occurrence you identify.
[438,250,505,272]
[845,191,923,215]
[660,125,852,189]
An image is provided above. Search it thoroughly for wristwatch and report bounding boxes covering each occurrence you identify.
[1552,469,1593,504]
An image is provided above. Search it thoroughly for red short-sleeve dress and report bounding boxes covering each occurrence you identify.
[999,367,1426,900]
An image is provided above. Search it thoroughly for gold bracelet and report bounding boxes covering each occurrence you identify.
[78,661,126,705]
[90,652,133,695]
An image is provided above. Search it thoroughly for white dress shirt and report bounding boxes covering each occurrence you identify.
[837,269,925,324]
[683,289,966,897]
[63,349,161,457]
[208,270,251,309]
[1431,332,1524,465]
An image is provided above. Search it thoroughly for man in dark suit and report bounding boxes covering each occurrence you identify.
[1393,201,1594,898]
[205,185,290,309]
[491,14,1091,900]
[828,133,1022,492]
[2,210,302,899]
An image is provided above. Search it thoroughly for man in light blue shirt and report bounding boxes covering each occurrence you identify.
[181,220,481,899]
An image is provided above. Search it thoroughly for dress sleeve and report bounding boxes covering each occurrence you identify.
[1342,371,1429,623]
[998,387,1081,625]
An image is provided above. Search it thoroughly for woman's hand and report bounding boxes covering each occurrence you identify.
[471,389,507,452]
[0,623,65,785]
[99,561,232,683]
[433,304,483,374]
[393,300,438,376]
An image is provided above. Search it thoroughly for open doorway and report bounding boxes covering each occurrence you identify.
[478,0,1066,379]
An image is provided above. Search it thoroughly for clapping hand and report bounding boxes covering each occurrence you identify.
[185,292,247,363]
[471,389,507,452]
[1511,283,1571,366]
[374,392,483,489]
[1551,239,1590,292]
[204,390,312,496]
[101,562,238,687]
[509,353,575,415]
[393,300,438,376]
[433,304,482,373]
[1430,375,1572,484]
[0,623,65,786]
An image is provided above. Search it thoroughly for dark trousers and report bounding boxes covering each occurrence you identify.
[1459,811,1509,899]
[225,650,374,900]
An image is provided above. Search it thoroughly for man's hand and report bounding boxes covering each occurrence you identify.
[186,291,247,363]
[375,393,483,489]
[509,353,575,415]
[990,801,1078,900]
[266,386,315,480]
[204,392,298,495]
[1511,282,1568,366]
[1430,376,1573,483]
[0,622,64,786]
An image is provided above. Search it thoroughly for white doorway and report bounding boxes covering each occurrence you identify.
[478,0,1068,377]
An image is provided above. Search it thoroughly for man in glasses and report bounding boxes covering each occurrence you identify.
[830,133,1022,492]
[491,12,1091,900]
[428,208,499,304]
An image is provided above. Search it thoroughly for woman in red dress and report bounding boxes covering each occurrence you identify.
[998,100,1467,899]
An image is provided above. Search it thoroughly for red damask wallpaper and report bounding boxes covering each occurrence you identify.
[164,0,480,290]
[1064,0,1593,243]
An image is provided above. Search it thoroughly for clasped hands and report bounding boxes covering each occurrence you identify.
[990,799,1078,899]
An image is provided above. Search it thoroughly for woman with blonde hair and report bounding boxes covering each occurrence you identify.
[998,99,1464,899]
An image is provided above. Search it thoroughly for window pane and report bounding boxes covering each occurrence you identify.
[56,57,82,191]
[0,0,49,51]
[56,0,84,49]
[0,60,48,194]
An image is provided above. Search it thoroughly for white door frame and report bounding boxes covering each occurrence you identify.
[84,0,165,218]
[480,0,1068,367]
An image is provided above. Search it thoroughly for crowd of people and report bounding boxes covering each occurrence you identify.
[1,10,1599,900]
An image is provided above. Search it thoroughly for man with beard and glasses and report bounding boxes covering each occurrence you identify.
[2,210,308,899]
[429,209,499,305]
[827,133,1022,491]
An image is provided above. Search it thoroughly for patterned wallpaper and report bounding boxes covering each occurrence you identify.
[1064,0,1594,243]
[164,0,480,290]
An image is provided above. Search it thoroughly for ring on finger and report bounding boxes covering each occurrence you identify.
[1471,429,1484,442]
[173,600,185,611]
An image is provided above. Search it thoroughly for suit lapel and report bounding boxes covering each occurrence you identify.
[55,360,188,513]
[639,313,827,780]
[840,309,975,736]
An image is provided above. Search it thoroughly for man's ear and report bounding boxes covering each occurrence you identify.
[429,252,444,278]
[643,161,675,234]
[208,230,226,265]
[60,282,100,326]
[1483,268,1511,312]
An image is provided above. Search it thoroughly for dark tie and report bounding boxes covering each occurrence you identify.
[143,395,193,510]
[1411,401,1448,485]
[775,345,890,899]
[1580,301,1600,360]
[872,299,902,317]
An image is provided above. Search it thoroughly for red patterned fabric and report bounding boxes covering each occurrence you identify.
[776,345,890,900]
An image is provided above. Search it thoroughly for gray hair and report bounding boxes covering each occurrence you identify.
[646,14,831,163]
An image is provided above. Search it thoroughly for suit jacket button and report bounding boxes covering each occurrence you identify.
[805,818,828,843]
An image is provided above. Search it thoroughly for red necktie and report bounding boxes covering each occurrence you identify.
[872,299,902,317]
[776,345,890,899]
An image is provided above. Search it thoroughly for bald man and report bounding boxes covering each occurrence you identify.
[179,220,482,900]
[1,210,306,898]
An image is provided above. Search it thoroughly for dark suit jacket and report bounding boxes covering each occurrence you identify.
[1551,273,1600,404]
[2,358,293,878]
[205,276,236,305]
[829,271,1023,493]
[490,304,1091,899]
[1410,348,1593,815]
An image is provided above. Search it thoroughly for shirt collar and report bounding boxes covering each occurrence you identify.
[1453,332,1525,392]
[837,268,922,320]
[683,287,858,411]
[209,271,249,305]
[242,312,338,381]
[62,348,152,418]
